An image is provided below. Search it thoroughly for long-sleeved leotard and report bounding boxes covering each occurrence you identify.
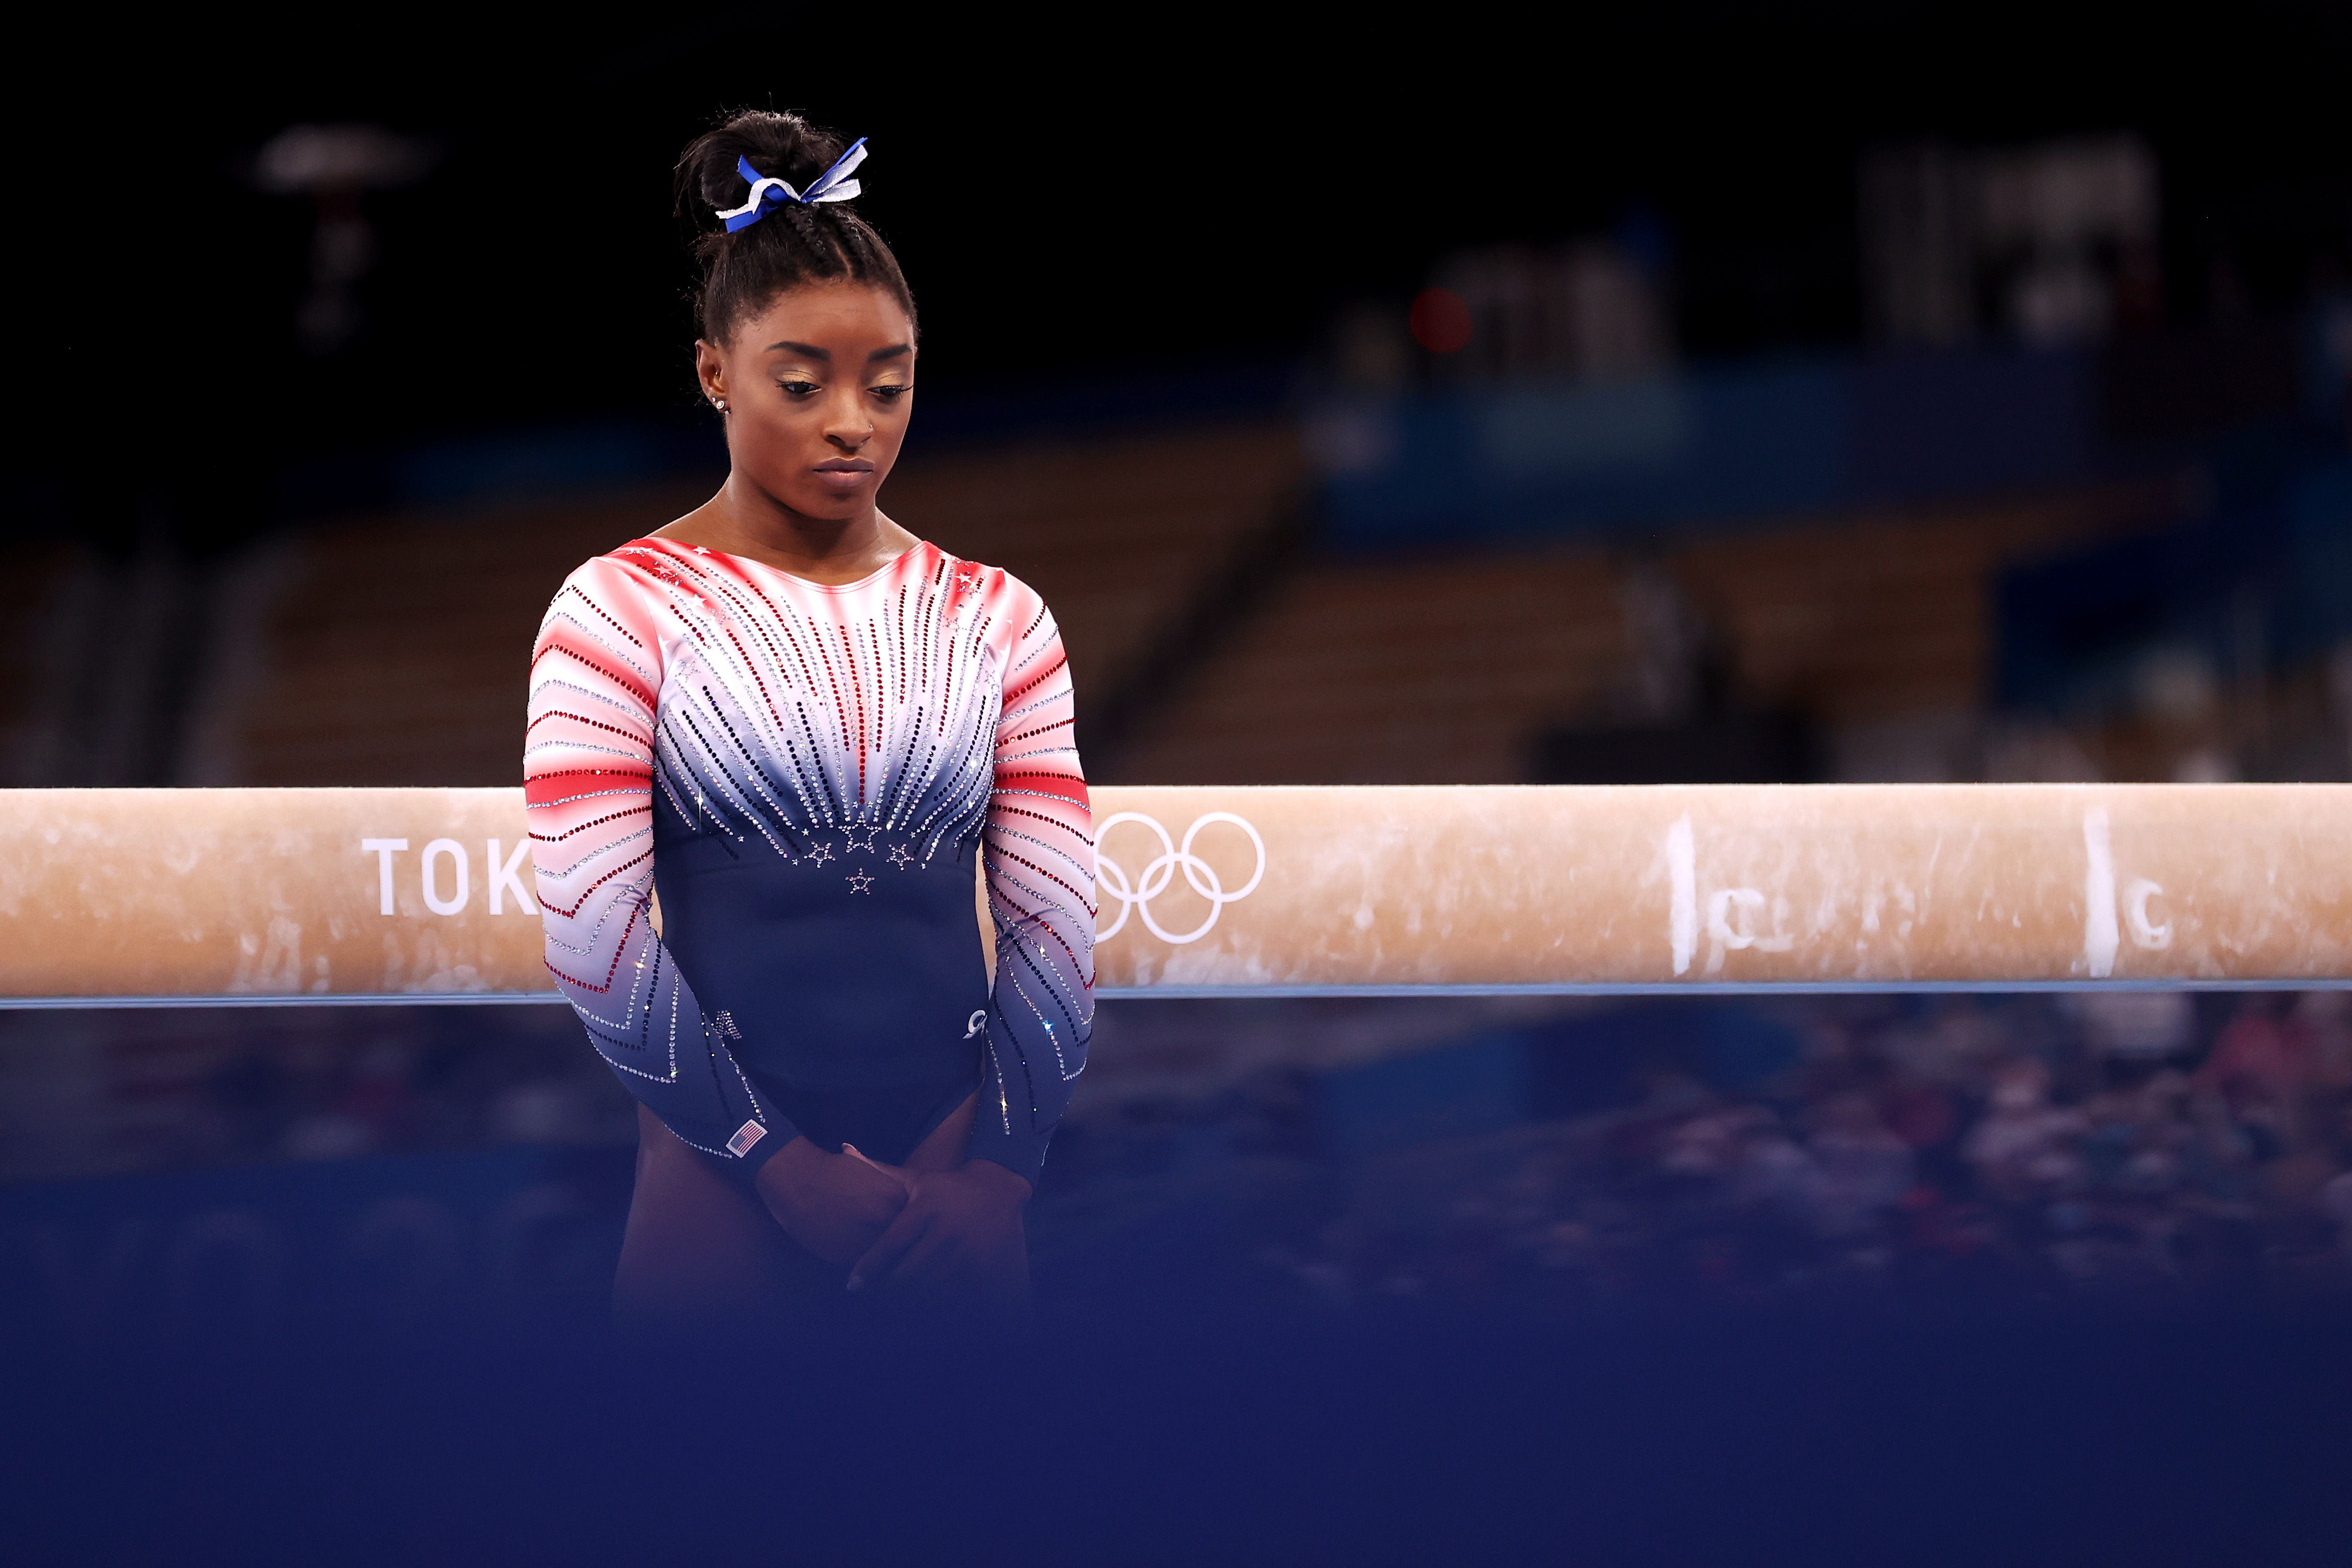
[526,538,1093,1186]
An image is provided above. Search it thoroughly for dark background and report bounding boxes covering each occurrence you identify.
[4,14,2351,1559]
[18,1,2350,555]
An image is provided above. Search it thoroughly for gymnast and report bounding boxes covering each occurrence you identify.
[525,110,1093,1320]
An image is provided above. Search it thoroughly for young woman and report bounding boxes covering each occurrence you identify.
[526,111,1094,1320]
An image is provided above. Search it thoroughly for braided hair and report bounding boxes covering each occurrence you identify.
[675,110,917,345]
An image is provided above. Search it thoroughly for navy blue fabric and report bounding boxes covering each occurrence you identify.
[653,803,991,1175]
[529,541,1095,1192]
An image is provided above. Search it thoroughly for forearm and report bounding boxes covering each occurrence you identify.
[757,1135,912,1263]
[958,1156,1034,1204]
[968,927,1090,1184]
[752,1133,827,1215]
[564,917,789,1167]
[975,590,1095,1187]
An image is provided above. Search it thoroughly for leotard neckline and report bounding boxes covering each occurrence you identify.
[629,535,932,594]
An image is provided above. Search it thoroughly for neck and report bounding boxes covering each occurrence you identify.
[710,472,896,580]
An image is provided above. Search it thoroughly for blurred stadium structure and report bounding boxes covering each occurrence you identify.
[9,21,2352,1560]
[6,989,2350,1327]
[5,80,2350,1342]
[7,131,2344,801]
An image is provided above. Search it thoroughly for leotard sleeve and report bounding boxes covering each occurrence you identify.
[969,575,1095,1185]
[526,554,794,1176]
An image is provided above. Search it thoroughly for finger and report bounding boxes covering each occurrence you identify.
[890,1220,965,1282]
[848,1201,931,1291]
[841,1144,914,1194]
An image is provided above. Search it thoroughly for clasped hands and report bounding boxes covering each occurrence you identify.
[754,1134,1029,1292]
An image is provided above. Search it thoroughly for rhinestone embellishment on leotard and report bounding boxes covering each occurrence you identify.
[529,536,1094,1187]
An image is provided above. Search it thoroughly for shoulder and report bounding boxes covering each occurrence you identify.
[547,537,720,620]
[537,538,697,654]
[932,548,1054,644]
[559,537,700,600]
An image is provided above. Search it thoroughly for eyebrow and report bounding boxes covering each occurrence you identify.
[763,341,914,363]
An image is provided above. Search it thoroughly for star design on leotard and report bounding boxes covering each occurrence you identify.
[845,869,875,895]
[888,843,916,870]
[805,841,835,866]
[955,569,982,592]
[842,824,881,853]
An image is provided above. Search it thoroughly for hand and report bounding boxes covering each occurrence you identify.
[755,1137,912,1265]
[847,1158,1032,1297]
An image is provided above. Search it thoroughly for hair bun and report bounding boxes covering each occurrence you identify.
[673,109,914,345]
[681,110,849,224]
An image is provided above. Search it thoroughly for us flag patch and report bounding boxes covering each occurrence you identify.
[727,1121,767,1157]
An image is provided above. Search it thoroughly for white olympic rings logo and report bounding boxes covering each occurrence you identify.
[1096,812,1267,945]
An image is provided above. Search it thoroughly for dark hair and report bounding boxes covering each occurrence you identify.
[674,110,917,345]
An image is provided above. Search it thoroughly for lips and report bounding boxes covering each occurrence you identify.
[814,458,875,491]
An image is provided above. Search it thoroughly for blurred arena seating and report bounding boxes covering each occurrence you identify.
[0,544,75,786]
[195,487,705,786]
[182,422,1303,786]
[9,430,2332,793]
[7,987,2350,1320]
[1117,542,1627,785]
[8,323,2337,796]
[1119,478,2174,784]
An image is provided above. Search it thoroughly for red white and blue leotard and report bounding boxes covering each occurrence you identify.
[526,537,1093,1185]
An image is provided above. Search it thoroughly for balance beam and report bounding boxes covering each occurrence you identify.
[1,785,2346,1005]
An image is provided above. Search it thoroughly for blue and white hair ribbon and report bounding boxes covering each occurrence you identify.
[715,138,867,232]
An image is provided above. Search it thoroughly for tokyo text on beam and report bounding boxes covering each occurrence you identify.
[0,785,2347,1004]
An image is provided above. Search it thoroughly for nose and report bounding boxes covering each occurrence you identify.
[825,385,872,449]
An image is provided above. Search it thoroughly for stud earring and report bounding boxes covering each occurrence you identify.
[712,398,727,412]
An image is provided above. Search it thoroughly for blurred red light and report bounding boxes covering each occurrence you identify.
[1409,287,1473,354]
